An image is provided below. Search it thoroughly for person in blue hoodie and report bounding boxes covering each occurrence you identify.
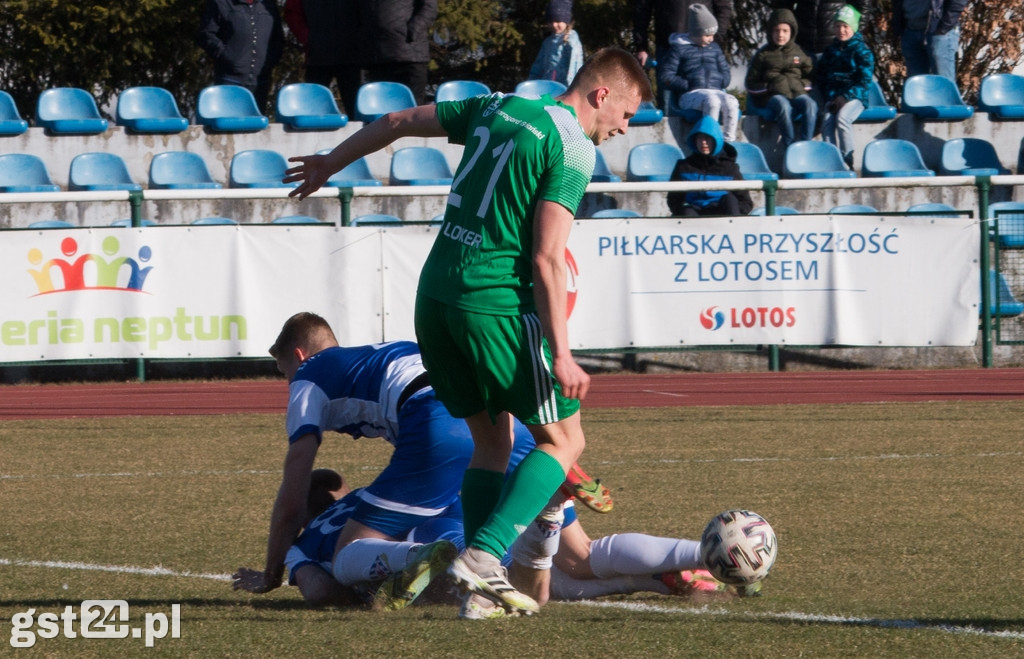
[815,5,874,169]
[667,115,753,217]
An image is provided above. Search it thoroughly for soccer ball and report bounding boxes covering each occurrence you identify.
[700,509,777,585]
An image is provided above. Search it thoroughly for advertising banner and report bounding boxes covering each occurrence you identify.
[0,215,979,363]
[564,215,980,347]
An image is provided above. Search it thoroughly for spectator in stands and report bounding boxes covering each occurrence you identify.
[658,4,739,141]
[667,114,753,217]
[528,0,585,86]
[816,5,873,169]
[284,0,364,116]
[891,0,965,84]
[745,8,817,147]
[197,0,285,114]
[359,0,438,105]
[774,0,871,60]
[632,0,734,110]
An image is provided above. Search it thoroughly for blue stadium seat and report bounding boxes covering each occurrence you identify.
[750,206,800,215]
[939,138,1011,176]
[989,201,1024,249]
[626,143,684,182]
[905,202,959,215]
[29,220,75,228]
[629,101,664,126]
[829,204,879,214]
[987,270,1024,317]
[353,81,416,123]
[435,80,491,103]
[588,208,642,218]
[730,141,778,181]
[149,151,223,189]
[273,215,326,224]
[514,79,567,97]
[0,154,61,192]
[389,147,453,186]
[978,73,1024,119]
[115,86,189,134]
[783,141,856,179]
[229,150,297,188]
[0,91,29,135]
[318,152,381,187]
[855,81,898,123]
[196,85,269,132]
[591,150,621,183]
[68,153,142,192]
[191,216,238,225]
[275,83,348,131]
[862,139,935,177]
[351,213,402,226]
[36,87,109,135]
[900,74,974,121]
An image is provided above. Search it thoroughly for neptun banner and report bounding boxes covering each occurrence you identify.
[0,214,979,363]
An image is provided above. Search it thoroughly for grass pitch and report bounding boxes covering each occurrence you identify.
[2,401,1024,657]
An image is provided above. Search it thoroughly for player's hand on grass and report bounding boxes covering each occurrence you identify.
[232,567,281,594]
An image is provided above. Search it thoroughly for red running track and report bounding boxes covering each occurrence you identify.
[1,369,1023,420]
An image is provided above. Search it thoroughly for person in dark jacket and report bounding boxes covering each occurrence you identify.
[658,5,739,141]
[891,0,965,83]
[816,5,874,169]
[197,0,285,114]
[745,8,817,147]
[284,0,364,116]
[632,0,734,109]
[773,0,870,58]
[667,114,753,217]
[360,0,438,104]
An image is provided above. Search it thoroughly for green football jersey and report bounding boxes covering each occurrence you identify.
[418,92,595,315]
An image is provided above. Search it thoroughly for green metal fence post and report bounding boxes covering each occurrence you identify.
[977,176,993,368]
[337,188,354,226]
[763,179,778,216]
[763,180,780,370]
[129,189,144,227]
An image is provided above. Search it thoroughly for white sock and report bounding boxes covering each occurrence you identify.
[588,533,702,578]
[331,538,418,585]
[549,569,668,600]
[511,502,564,570]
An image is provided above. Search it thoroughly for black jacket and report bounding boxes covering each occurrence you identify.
[667,145,753,215]
[197,0,284,85]
[359,0,438,64]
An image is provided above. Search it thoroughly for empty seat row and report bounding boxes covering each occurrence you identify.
[0,146,459,192]
[727,137,1020,181]
[25,213,439,228]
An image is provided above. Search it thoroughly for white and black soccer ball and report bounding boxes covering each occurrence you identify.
[700,509,778,585]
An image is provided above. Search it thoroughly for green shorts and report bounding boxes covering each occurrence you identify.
[414,295,580,425]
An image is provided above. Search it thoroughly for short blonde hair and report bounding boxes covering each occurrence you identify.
[569,47,654,102]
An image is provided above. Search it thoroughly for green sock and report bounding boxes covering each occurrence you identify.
[460,468,505,546]
[472,450,566,560]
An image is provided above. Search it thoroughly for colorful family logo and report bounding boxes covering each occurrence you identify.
[26,236,154,296]
[565,248,579,319]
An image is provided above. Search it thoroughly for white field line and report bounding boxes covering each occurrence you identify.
[2,557,1020,641]
[0,465,382,481]
[0,557,231,581]
[571,600,1024,641]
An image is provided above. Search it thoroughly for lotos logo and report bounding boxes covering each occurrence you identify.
[26,236,154,296]
[700,306,726,330]
[701,305,797,330]
[565,248,579,319]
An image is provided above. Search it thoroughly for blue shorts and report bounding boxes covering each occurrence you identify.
[353,390,474,538]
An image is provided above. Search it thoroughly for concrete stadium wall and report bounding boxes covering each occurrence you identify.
[2,111,1022,227]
